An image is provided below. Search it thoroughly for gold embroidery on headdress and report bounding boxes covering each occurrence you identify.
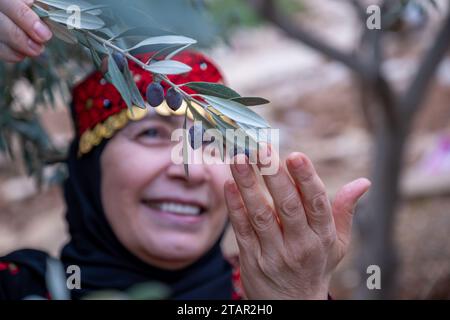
[77,102,233,157]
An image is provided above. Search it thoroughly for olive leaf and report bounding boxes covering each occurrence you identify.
[211,112,258,152]
[123,63,146,109]
[107,52,133,108]
[32,5,49,18]
[75,32,108,54]
[232,97,270,106]
[236,121,263,145]
[184,82,240,99]
[165,44,192,60]
[108,26,175,42]
[79,4,108,15]
[37,0,103,15]
[44,18,78,44]
[48,10,105,30]
[144,60,192,75]
[126,35,197,52]
[202,95,270,128]
[86,36,103,69]
[183,109,190,177]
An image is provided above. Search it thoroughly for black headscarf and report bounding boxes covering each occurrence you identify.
[59,127,233,299]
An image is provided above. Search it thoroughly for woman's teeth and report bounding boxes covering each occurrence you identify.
[151,202,202,216]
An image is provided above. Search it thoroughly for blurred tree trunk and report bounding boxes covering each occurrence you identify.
[355,120,407,298]
[252,0,450,299]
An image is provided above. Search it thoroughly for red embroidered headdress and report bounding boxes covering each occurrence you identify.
[71,50,225,156]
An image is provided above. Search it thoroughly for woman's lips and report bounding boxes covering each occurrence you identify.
[141,200,207,229]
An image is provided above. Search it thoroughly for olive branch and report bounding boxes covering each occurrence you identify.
[32,0,272,175]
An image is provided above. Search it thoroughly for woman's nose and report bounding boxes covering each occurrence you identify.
[166,162,210,186]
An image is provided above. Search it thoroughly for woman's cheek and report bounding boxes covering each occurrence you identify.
[112,143,169,187]
[100,140,152,213]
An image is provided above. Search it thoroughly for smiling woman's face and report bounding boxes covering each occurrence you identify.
[100,110,231,270]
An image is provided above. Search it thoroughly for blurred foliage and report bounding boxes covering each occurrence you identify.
[0,39,88,184]
[83,282,170,300]
[206,0,304,41]
[24,258,169,300]
[384,0,438,31]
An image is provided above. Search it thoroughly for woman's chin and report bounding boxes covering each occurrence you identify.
[137,233,210,268]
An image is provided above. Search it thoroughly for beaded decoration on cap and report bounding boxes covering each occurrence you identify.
[72,51,226,156]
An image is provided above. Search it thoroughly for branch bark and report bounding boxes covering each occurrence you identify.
[400,8,450,125]
[252,0,364,73]
[347,0,366,22]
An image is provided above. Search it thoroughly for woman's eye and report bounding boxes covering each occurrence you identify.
[137,126,170,143]
[142,128,161,138]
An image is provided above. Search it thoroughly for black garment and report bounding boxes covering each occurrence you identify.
[0,250,49,300]
[0,131,233,300]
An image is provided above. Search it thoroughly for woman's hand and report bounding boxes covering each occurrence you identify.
[0,0,52,62]
[224,148,371,299]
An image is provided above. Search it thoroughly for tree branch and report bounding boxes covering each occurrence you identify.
[400,8,450,123]
[348,1,397,129]
[375,74,399,130]
[251,0,364,74]
[347,0,366,22]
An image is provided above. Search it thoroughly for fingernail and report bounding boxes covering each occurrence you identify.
[33,21,52,41]
[28,39,44,54]
[233,154,249,175]
[353,178,371,190]
[234,163,249,175]
[289,154,304,169]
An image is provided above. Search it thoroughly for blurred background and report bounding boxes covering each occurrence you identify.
[0,0,449,299]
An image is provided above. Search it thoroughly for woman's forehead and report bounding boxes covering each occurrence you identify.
[147,108,186,125]
[127,108,187,129]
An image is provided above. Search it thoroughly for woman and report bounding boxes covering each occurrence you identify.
[0,0,371,300]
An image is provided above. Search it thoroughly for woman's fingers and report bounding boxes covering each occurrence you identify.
[0,0,52,59]
[224,180,258,253]
[256,145,311,243]
[332,178,371,251]
[0,12,43,57]
[0,0,52,43]
[286,152,335,243]
[230,154,283,256]
[0,42,25,62]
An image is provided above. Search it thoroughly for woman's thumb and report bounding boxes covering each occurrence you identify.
[332,178,371,248]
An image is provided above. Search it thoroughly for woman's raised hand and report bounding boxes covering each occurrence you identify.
[0,0,52,62]
[224,147,371,299]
